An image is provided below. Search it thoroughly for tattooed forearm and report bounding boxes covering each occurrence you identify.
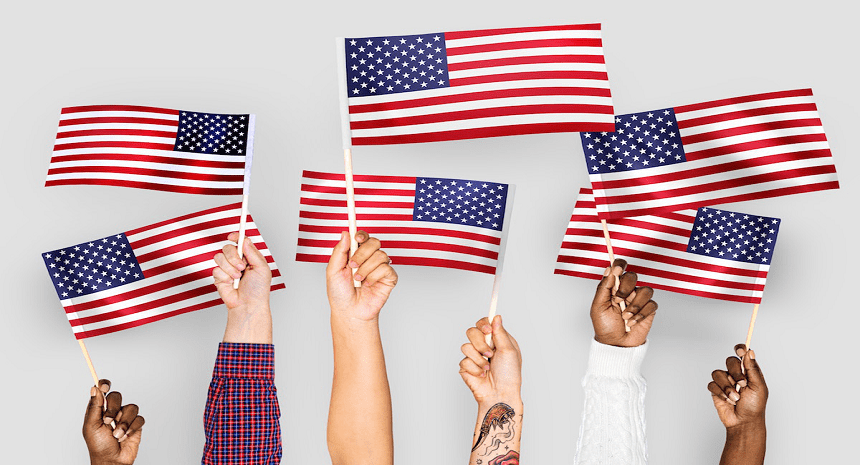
[470,402,521,465]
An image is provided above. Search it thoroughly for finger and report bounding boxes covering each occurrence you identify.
[743,350,766,391]
[221,242,247,271]
[459,357,486,377]
[214,252,243,280]
[734,343,748,358]
[349,236,381,269]
[113,404,139,439]
[103,391,122,425]
[592,273,616,311]
[326,232,351,276]
[361,263,397,287]
[466,327,493,357]
[354,250,390,282]
[627,300,657,327]
[615,271,638,300]
[474,317,492,335]
[119,416,145,443]
[461,343,490,371]
[354,230,370,244]
[241,237,268,269]
[612,258,628,271]
[707,381,730,403]
[98,379,111,394]
[625,286,654,318]
[84,384,106,429]
[712,370,740,403]
[490,315,515,351]
[726,356,746,388]
[213,267,237,299]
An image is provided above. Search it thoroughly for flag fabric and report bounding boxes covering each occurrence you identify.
[340,24,615,145]
[46,105,254,195]
[296,170,511,274]
[42,203,284,339]
[555,188,780,304]
[581,88,838,219]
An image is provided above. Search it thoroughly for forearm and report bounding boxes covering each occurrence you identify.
[222,304,273,344]
[469,398,523,465]
[327,316,393,465]
[720,421,766,465]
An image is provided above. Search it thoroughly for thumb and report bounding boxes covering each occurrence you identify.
[490,315,514,350]
[326,232,350,277]
[743,350,766,390]
[84,386,105,430]
[591,272,615,314]
[242,237,268,269]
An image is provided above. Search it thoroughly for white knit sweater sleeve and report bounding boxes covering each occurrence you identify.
[573,339,648,465]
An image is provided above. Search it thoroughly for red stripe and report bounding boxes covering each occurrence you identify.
[612,217,693,236]
[301,170,417,184]
[135,231,257,265]
[301,183,415,197]
[128,217,248,248]
[298,238,498,259]
[445,24,600,40]
[65,269,213,313]
[446,38,603,55]
[61,105,180,115]
[126,203,242,236]
[447,54,605,72]
[69,284,213,325]
[55,128,177,139]
[44,178,243,195]
[564,228,687,252]
[349,87,612,114]
[54,141,177,151]
[450,70,609,87]
[145,250,274,278]
[685,133,828,160]
[676,103,820,130]
[681,118,824,145]
[299,211,415,221]
[352,121,616,145]
[350,103,614,130]
[593,149,834,190]
[298,224,501,245]
[599,180,840,220]
[300,197,415,209]
[297,253,495,274]
[58,116,178,127]
[46,165,244,183]
[674,89,813,114]
[48,152,246,170]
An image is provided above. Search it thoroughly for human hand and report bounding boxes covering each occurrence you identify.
[83,380,145,465]
[709,344,768,430]
[213,232,272,313]
[326,231,398,322]
[458,315,522,406]
[591,259,657,347]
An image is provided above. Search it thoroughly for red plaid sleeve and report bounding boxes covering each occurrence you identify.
[202,343,282,464]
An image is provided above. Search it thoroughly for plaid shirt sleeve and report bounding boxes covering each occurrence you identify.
[202,343,282,464]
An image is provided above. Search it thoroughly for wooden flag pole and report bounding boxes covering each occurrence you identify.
[600,220,629,331]
[745,304,760,349]
[78,340,100,386]
[344,148,360,287]
[233,114,256,290]
[485,185,516,346]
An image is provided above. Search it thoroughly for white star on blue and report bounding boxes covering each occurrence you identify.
[686,207,781,264]
[43,234,144,300]
[413,177,507,231]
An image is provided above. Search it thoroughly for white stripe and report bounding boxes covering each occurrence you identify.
[352,113,615,138]
[127,210,246,242]
[45,171,245,189]
[447,46,604,64]
[50,146,245,162]
[682,126,826,153]
[299,216,505,239]
[59,110,179,122]
[347,79,611,106]
[301,177,415,193]
[55,135,176,145]
[47,158,245,175]
[448,62,607,79]
[297,245,498,267]
[349,95,613,122]
[302,204,413,215]
[57,123,178,135]
[445,29,603,48]
[69,289,219,333]
[678,110,822,137]
[299,230,500,251]
[674,95,816,121]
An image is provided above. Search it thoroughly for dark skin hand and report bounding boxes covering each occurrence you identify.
[591,259,658,347]
[708,344,767,465]
[83,379,145,465]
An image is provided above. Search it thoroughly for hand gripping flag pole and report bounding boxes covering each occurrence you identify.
[337,38,361,287]
[485,186,516,346]
[233,114,256,289]
[600,220,629,332]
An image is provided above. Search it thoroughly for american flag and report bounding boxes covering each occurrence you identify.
[581,89,839,219]
[42,203,284,339]
[555,188,780,304]
[46,105,253,195]
[296,170,511,274]
[340,24,614,145]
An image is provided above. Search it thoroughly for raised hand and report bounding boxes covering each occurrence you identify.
[83,380,145,465]
[458,315,522,405]
[591,259,658,347]
[212,232,273,343]
[326,231,398,322]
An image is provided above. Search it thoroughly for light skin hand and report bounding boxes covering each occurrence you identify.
[459,315,522,405]
[326,231,398,323]
[591,259,658,347]
[213,232,273,343]
[83,380,145,465]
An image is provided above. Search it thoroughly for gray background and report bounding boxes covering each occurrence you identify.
[1,0,857,463]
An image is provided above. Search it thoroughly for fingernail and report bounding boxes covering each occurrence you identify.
[483,365,490,371]
[118,433,128,443]
[481,325,492,334]
[738,380,747,388]
[103,417,113,425]
[736,347,746,357]
[727,397,736,406]
[729,391,740,402]
[622,312,633,320]
[480,371,486,377]
[627,319,638,327]
[483,351,493,358]
[90,387,97,397]
[349,260,358,268]
[236,262,245,270]
[749,350,755,360]
[113,427,125,439]
[353,274,363,281]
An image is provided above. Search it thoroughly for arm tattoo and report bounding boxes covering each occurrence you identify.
[472,403,516,455]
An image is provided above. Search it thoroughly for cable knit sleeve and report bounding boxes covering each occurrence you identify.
[574,339,648,465]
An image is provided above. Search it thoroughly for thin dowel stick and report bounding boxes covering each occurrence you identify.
[78,340,99,386]
[601,220,629,331]
[233,114,256,290]
[745,304,760,350]
[233,194,249,289]
[486,185,516,346]
[344,148,360,287]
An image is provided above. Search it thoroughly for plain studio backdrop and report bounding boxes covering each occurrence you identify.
[1,1,856,463]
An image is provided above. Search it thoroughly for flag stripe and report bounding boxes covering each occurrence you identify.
[43,178,245,195]
[353,121,615,145]
[673,88,813,114]
[61,105,180,116]
[445,24,601,40]
[446,38,603,55]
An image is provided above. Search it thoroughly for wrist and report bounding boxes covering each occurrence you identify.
[477,395,523,412]
[726,417,766,438]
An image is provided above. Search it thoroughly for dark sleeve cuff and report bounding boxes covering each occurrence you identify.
[212,343,275,380]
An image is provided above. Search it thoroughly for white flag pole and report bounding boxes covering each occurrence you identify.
[600,219,629,331]
[745,304,760,349]
[486,184,516,346]
[233,114,255,289]
[336,37,360,287]
[78,339,100,386]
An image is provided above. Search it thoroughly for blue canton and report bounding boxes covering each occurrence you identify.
[345,34,450,97]
[581,108,687,174]
[173,111,249,155]
[43,234,144,300]
[413,177,508,231]
[686,207,781,264]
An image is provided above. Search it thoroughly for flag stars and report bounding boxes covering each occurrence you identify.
[687,207,780,265]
